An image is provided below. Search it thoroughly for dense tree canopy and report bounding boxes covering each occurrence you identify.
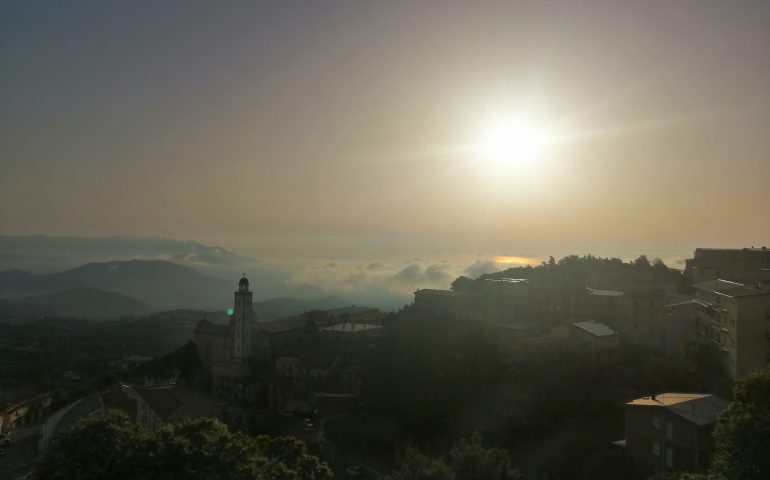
[711,367,770,480]
[448,432,521,480]
[386,433,520,480]
[387,448,454,480]
[29,409,151,480]
[29,410,332,480]
[453,253,681,294]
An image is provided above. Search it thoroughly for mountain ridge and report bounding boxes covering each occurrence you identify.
[0,259,231,309]
[0,235,257,273]
[0,287,151,320]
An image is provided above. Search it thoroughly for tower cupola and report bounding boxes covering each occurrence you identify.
[238,275,249,292]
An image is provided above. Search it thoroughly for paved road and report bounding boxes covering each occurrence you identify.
[0,424,43,480]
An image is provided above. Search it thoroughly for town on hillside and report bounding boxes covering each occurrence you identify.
[2,246,770,479]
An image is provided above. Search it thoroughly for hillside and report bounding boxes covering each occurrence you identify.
[253,296,348,321]
[0,260,232,309]
[0,287,151,320]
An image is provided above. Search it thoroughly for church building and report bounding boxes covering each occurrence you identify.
[193,276,256,400]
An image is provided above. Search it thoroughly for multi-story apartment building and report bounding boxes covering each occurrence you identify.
[268,355,338,413]
[693,279,770,379]
[576,287,673,351]
[1,390,52,434]
[415,279,541,325]
[622,393,727,473]
[587,269,678,294]
[685,247,770,285]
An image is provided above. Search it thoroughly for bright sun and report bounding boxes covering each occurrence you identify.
[478,117,548,167]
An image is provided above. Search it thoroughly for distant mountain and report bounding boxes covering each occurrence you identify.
[0,287,151,320]
[253,296,349,322]
[0,260,232,309]
[0,235,256,273]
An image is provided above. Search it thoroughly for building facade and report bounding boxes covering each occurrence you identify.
[192,276,257,399]
[685,247,770,286]
[623,393,727,473]
[693,279,770,379]
[1,391,52,434]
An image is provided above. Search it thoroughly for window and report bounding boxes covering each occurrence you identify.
[666,447,673,467]
[653,416,661,429]
[666,421,673,440]
[652,442,661,456]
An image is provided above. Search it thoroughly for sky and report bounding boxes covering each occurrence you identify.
[2,1,770,306]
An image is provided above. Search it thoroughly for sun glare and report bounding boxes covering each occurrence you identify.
[478,117,548,168]
[494,255,537,266]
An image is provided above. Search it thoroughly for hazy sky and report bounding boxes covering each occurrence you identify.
[2,1,770,300]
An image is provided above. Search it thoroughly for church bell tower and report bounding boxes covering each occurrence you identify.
[232,275,254,362]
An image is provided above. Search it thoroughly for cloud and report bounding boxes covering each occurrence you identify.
[464,259,499,278]
[493,255,539,266]
[464,254,540,278]
[288,259,455,295]
[288,254,542,296]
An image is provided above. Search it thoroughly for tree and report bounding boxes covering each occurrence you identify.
[253,435,333,480]
[29,411,332,480]
[386,448,454,480]
[29,409,152,480]
[711,367,770,480]
[652,257,668,271]
[386,434,520,480]
[647,472,716,480]
[633,255,652,269]
[137,341,210,390]
[152,417,259,480]
[682,336,732,394]
[448,432,521,480]
[451,276,476,292]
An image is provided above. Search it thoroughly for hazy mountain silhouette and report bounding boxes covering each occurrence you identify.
[0,260,232,309]
[0,287,151,320]
[0,235,255,273]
